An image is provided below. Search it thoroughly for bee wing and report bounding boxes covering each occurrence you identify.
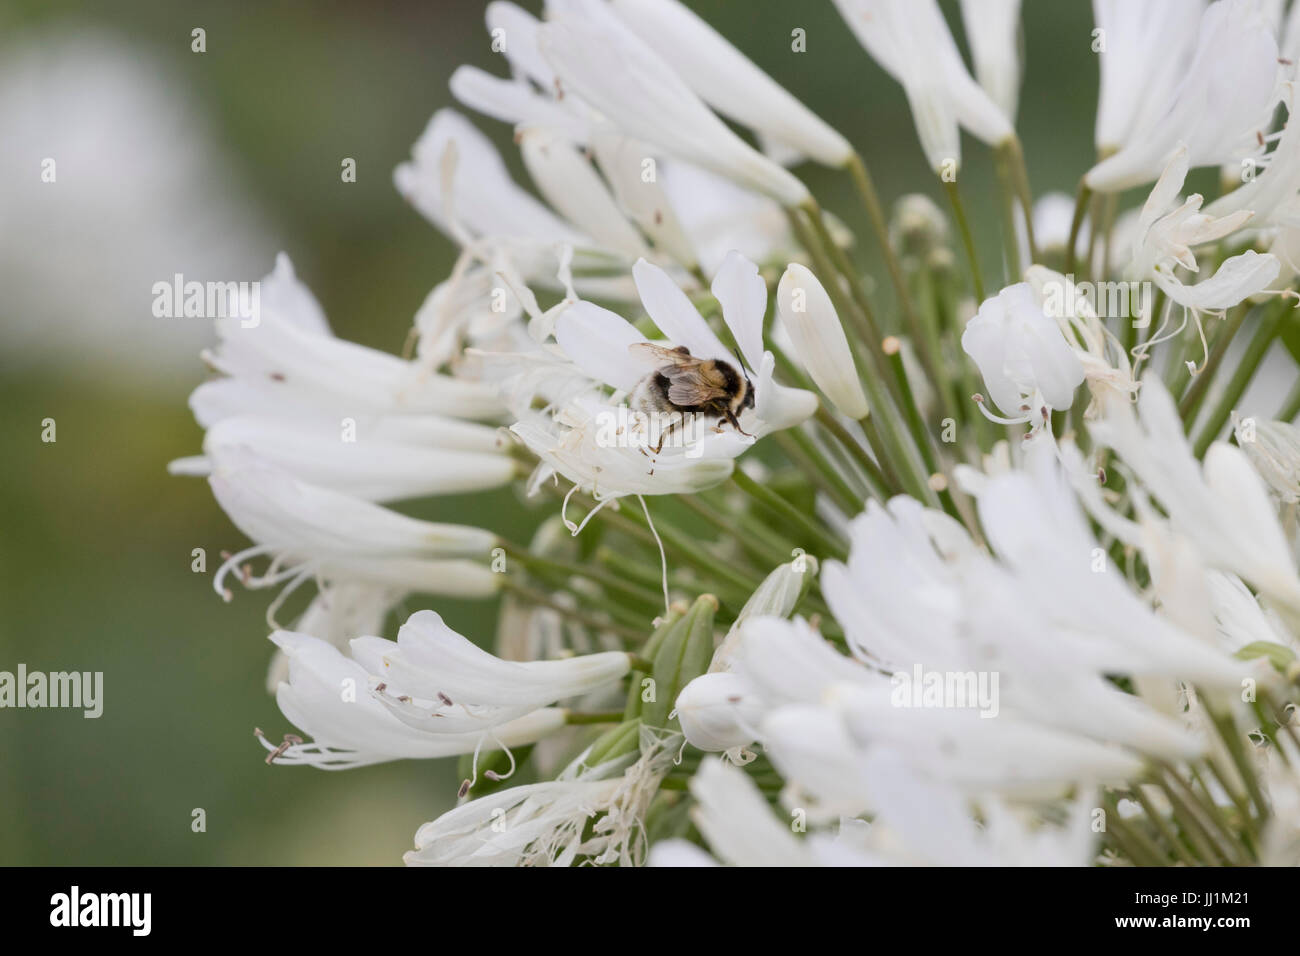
[666,376,729,406]
[628,341,699,368]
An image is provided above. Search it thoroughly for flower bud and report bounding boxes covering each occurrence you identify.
[777,264,869,419]
[961,282,1084,418]
[674,672,762,752]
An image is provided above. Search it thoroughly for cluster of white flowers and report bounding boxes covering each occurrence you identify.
[176,0,1300,866]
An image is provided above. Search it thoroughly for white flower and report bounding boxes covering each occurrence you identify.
[1091,0,1203,156]
[518,127,651,261]
[536,2,810,205]
[961,282,1086,422]
[959,0,1023,122]
[1023,266,1138,416]
[1089,374,1300,616]
[1237,417,1300,503]
[265,581,403,693]
[832,0,1014,172]
[777,264,870,419]
[189,253,505,420]
[518,254,815,506]
[352,609,632,733]
[261,631,566,770]
[673,672,763,754]
[1205,82,1300,231]
[405,726,679,866]
[1130,145,1280,310]
[678,758,817,866]
[394,108,584,252]
[450,3,795,273]
[207,450,500,615]
[607,0,853,166]
[1086,0,1280,191]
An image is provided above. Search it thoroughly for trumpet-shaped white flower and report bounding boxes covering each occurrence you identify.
[833,0,1014,172]
[1130,145,1280,311]
[959,0,1023,122]
[607,0,853,166]
[405,727,679,866]
[1092,0,1203,156]
[777,264,870,419]
[207,450,500,617]
[264,581,403,694]
[351,609,632,733]
[394,108,585,252]
[1205,82,1300,231]
[537,2,809,204]
[961,282,1086,422]
[1089,374,1300,615]
[1086,0,1280,191]
[261,631,566,769]
[192,253,506,421]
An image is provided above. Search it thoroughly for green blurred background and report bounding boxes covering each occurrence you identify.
[0,0,1096,864]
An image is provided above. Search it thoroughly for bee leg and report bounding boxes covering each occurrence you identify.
[725,409,755,439]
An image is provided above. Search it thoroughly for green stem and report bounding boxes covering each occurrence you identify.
[993,144,1023,283]
[1177,305,1247,426]
[776,428,865,513]
[502,541,663,610]
[815,406,892,499]
[1276,373,1300,422]
[564,709,626,725]
[1003,137,1038,263]
[1064,178,1092,278]
[1130,786,1197,866]
[1193,302,1287,457]
[942,179,985,302]
[844,153,944,390]
[730,469,847,560]
[500,579,648,643]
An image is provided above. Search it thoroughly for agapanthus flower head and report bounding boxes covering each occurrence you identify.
[173,0,1300,869]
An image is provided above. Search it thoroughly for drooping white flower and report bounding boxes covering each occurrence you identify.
[1023,265,1138,416]
[264,580,403,694]
[1129,145,1280,311]
[607,0,853,167]
[1089,374,1300,616]
[260,631,566,770]
[351,609,632,733]
[536,2,810,205]
[450,3,796,274]
[1086,0,1280,192]
[833,0,1014,173]
[961,281,1086,423]
[1091,0,1203,157]
[959,0,1023,122]
[777,263,870,419]
[394,108,584,252]
[206,450,500,617]
[405,726,679,866]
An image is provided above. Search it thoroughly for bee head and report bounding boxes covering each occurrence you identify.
[731,347,756,412]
